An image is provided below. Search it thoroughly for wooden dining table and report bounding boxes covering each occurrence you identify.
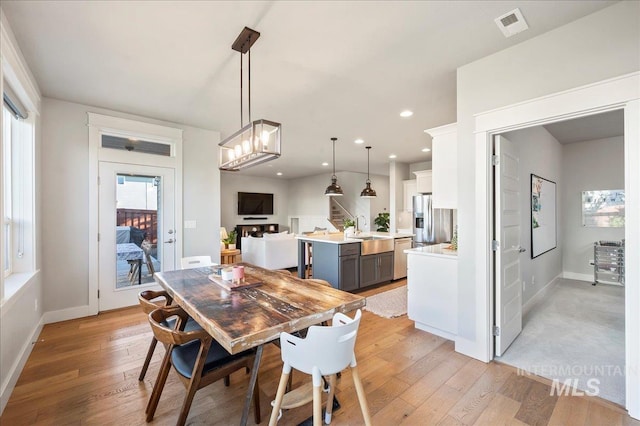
[153,262,365,425]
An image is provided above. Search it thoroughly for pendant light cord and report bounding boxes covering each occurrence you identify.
[248,49,252,124]
[240,52,243,127]
[366,146,371,182]
[239,39,253,127]
[332,137,337,178]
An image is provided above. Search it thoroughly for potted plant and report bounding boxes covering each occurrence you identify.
[222,229,237,250]
[343,218,356,237]
[374,212,390,232]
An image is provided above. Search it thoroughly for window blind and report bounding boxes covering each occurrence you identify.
[3,81,28,119]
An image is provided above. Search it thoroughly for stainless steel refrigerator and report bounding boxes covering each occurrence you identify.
[413,194,453,246]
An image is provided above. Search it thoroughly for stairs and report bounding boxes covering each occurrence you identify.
[329,198,353,231]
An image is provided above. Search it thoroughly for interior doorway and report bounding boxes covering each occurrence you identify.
[493,110,626,405]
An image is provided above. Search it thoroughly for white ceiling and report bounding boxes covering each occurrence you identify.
[2,1,617,178]
[543,110,624,144]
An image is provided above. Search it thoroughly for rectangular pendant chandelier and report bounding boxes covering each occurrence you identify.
[218,27,281,171]
[218,119,281,171]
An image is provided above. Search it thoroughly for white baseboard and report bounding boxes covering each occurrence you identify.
[522,273,562,317]
[414,321,456,342]
[562,271,593,282]
[0,317,44,415]
[455,335,490,363]
[43,305,92,324]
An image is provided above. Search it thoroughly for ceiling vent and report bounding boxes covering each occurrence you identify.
[495,8,528,38]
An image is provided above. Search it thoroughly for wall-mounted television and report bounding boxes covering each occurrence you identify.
[238,192,274,215]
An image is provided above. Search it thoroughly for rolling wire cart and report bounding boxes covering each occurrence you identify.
[592,240,625,286]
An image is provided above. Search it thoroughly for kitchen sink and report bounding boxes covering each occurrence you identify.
[359,237,394,255]
[353,234,388,240]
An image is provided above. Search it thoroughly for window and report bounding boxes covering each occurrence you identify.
[2,87,35,301]
[582,190,625,227]
[3,106,12,277]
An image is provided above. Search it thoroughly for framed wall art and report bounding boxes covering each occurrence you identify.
[531,174,557,258]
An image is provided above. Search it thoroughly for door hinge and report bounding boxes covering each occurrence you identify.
[492,240,499,251]
[97,289,100,299]
[97,233,100,242]
[492,154,500,166]
[493,325,500,336]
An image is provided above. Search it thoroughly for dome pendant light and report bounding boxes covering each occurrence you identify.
[360,146,377,198]
[325,137,344,196]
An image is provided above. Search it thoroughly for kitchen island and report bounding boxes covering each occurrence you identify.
[297,232,412,291]
[405,243,458,340]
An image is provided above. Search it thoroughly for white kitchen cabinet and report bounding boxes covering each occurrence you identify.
[406,247,457,340]
[413,170,432,193]
[426,123,457,209]
[403,179,417,212]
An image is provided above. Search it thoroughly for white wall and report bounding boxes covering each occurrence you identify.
[41,98,220,313]
[287,173,331,219]
[219,172,290,233]
[389,161,409,233]
[562,136,625,278]
[287,171,390,232]
[456,1,640,358]
[182,125,221,259]
[369,175,390,230]
[502,126,563,304]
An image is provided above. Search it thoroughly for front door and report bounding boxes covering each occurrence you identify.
[494,135,524,356]
[98,162,176,311]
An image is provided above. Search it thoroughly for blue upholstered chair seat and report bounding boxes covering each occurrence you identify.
[171,339,253,379]
[164,317,201,332]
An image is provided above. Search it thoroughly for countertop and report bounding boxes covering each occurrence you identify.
[405,243,458,258]
[297,231,414,244]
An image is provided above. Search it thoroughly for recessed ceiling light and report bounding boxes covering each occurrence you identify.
[322,162,329,166]
[276,172,283,176]
[389,154,397,159]
[422,148,431,152]
[400,110,413,118]
[354,139,364,144]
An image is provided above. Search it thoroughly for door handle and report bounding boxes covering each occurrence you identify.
[165,239,175,244]
[518,246,526,253]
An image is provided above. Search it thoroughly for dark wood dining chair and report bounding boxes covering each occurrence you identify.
[145,305,261,426]
[137,290,202,381]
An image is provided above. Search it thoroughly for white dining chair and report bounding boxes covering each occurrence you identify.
[269,309,371,426]
[180,256,214,270]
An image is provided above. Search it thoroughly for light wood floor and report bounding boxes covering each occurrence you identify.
[2,281,638,426]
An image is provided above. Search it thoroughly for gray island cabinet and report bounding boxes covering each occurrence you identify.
[359,252,394,288]
[313,241,360,291]
[297,235,362,290]
[297,233,400,291]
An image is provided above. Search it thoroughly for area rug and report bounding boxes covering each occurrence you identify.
[363,286,407,318]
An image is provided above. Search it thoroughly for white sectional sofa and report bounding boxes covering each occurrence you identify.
[240,232,298,270]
